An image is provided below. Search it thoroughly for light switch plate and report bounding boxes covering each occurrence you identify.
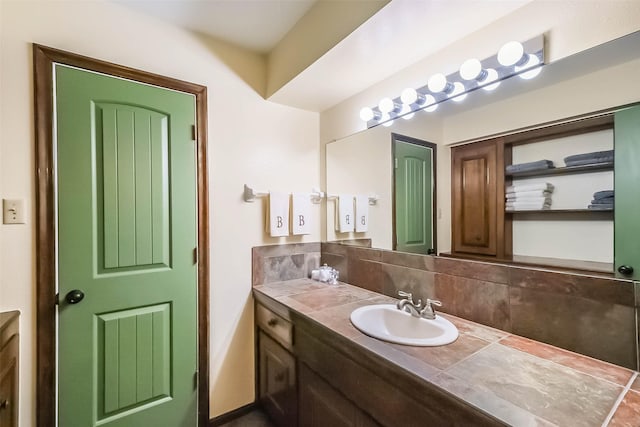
[3,199,26,224]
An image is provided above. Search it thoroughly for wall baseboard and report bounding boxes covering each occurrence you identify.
[209,402,258,426]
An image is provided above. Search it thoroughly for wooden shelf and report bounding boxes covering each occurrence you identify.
[506,208,613,214]
[506,162,613,178]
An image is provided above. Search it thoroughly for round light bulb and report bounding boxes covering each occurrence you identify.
[359,107,374,122]
[424,95,438,112]
[498,41,525,66]
[378,97,396,113]
[449,82,467,102]
[516,54,542,79]
[428,73,449,93]
[460,58,483,81]
[481,68,500,91]
[400,88,425,105]
[381,112,393,127]
[399,104,414,120]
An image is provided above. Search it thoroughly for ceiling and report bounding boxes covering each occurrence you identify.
[115,0,318,53]
[116,0,534,112]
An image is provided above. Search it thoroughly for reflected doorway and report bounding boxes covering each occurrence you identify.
[392,133,437,254]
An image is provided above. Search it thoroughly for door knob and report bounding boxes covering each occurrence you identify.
[65,289,85,304]
[618,265,634,276]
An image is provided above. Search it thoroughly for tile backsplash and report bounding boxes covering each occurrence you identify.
[252,241,638,370]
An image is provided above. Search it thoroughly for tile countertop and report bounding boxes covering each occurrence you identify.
[253,279,640,427]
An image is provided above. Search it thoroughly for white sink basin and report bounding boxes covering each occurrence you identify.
[350,304,459,346]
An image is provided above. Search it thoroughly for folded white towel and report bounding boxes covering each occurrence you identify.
[506,190,552,198]
[506,183,555,193]
[336,194,355,233]
[291,193,311,235]
[506,205,551,211]
[505,196,552,204]
[267,192,290,237]
[355,195,369,232]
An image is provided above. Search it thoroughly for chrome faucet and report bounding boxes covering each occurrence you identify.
[397,291,442,320]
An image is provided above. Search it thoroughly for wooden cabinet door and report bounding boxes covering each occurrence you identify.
[614,105,640,279]
[299,363,380,427]
[452,141,502,256]
[258,331,297,427]
[0,335,18,427]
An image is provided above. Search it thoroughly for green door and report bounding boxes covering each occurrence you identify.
[614,105,640,280]
[394,138,435,254]
[55,65,198,426]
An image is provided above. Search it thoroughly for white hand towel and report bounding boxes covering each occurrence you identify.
[336,194,354,233]
[506,183,555,193]
[291,192,311,235]
[355,195,369,232]
[505,196,552,204]
[505,190,552,198]
[267,192,290,237]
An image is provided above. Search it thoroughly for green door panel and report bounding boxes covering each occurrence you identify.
[614,105,640,280]
[56,64,197,427]
[394,140,434,254]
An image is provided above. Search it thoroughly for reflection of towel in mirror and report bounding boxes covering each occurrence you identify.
[564,150,613,166]
[355,195,369,232]
[593,190,614,200]
[506,183,554,193]
[506,200,551,210]
[590,196,614,205]
[506,190,552,199]
[506,160,554,173]
[267,192,290,237]
[506,196,552,204]
[587,204,614,210]
[335,194,355,233]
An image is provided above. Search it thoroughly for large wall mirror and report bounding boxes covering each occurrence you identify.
[324,30,640,266]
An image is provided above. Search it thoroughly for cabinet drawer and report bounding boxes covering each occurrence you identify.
[0,334,18,427]
[256,304,293,350]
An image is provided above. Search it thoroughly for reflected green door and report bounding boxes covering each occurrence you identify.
[614,105,640,280]
[56,65,198,426]
[394,140,433,254]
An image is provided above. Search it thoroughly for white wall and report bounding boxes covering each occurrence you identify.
[0,1,320,425]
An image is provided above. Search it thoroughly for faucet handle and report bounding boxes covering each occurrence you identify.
[421,299,442,319]
[398,291,414,302]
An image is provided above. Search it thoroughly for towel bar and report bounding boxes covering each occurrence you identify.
[243,184,325,204]
[327,194,379,206]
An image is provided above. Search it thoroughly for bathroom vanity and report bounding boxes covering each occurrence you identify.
[254,279,638,427]
[0,311,19,427]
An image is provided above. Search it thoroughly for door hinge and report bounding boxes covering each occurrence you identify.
[55,293,59,305]
[194,370,198,390]
[193,247,198,265]
[394,158,398,169]
[191,125,196,141]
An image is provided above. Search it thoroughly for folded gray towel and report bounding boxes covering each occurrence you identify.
[587,204,614,210]
[564,156,613,167]
[564,150,614,163]
[593,190,614,200]
[590,197,614,205]
[506,160,554,173]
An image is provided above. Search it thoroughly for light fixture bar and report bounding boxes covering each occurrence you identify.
[362,35,544,128]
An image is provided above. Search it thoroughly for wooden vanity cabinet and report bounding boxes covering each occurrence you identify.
[0,312,19,427]
[451,139,510,258]
[256,304,297,427]
[299,363,379,427]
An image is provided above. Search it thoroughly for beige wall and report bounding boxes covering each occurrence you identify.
[0,1,320,425]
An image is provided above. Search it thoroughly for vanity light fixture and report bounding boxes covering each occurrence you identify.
[359,35,544,128]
